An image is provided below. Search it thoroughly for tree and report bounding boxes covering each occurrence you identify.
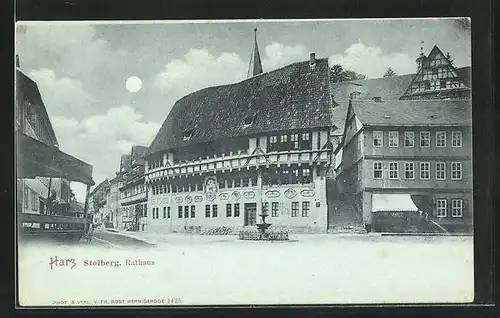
[383,67,396,77]
[329,64,366,83]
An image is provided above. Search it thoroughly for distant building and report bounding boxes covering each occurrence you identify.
[332,45,472,232]
[143,30,341,233]
[119,145,149,231]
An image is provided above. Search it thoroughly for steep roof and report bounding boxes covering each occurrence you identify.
[16,69,58,145]
[329,66,470,133]
[351,99,472,127]
[147,58,334,156]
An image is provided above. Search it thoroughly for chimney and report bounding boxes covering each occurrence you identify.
[309,52,316,69]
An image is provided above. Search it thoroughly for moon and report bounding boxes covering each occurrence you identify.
[126,76,142,93]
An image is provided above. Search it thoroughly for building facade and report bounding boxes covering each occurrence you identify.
[144,37,341,233]
[119,146,148,231]
[16,68,72,224]
[333,45,472,232]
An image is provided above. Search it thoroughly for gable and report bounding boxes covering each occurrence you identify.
[400,45,468,99]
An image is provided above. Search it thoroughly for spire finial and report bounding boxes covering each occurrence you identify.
[247,27,263,78]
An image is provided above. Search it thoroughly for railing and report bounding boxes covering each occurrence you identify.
[146,148,331,182]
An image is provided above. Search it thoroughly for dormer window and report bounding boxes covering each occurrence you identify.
[183,128,194,141]
[244,114,255,126]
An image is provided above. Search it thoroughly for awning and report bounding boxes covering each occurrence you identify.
[16,131,95,186]
[372,193,419,212]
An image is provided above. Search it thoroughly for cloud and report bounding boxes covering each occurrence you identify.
[329,42,416,78]
[153,43,311,99]
[262,43,309,70]
[51,106,161,201]
[153,48,247,99]
[28,69,91,118]
[16,24,129,91]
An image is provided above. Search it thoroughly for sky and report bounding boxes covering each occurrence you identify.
[15,19,471,201]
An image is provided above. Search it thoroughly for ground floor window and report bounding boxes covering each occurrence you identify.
[262,202,269,216]
[205,205,210,218]
[234,204,240,217]
[436,199,447,217]
[178,206,183,218]
[291,202,299,217]
[163,207,166,218]
[271,202,279,217]
[190,205,195,218]
[226,204,232,217]
[302,201,310,217]
[184,206,189,218]
[167,206,171,218]
[451,199,463,217]
[212,204,218,217]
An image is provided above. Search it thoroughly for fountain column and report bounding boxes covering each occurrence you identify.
[256,167,263,221]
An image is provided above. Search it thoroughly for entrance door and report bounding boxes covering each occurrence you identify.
[244,203,257,226]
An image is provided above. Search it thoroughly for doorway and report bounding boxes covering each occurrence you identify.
[244,203,257,226]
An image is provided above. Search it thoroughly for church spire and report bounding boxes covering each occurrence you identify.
[247,28,263,78]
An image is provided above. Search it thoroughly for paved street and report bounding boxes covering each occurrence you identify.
[89,228,155,249]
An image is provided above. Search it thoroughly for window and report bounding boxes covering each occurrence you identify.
[184,206,189,218]
[451,199,463,217]
[388,131,399,147]
[424,81,431,90]
[440,79,446,89]
[436,199,447,217]
[291,169,299,184]
[452,131,463,147]
[302,202,310,217]
[269,136,278,144]
[262,202,269,216]
[373,162,383,179]
[190,205,195,218]
[234,204,240,217]
[178,206,183,218]
[451,162,462,180]
[280,168,290,185]
[436,162,446,180]
[420,162,430,180]
[271,202,279,217]
[420,132,431,148]
[291,133,299,149]
[280,134,288,143]
[205,205,210,217]
[404,162,415,179]
[212,204,218,217]
[300,132,312,150]
[24,186,29,209]
[167,206,171,218]
[389,162,399,179]
[302,168,312,184]
[226,204,232,217]
[373,131,383,147]
[436,131,446,147]
[163,207,166,219]
[291,202,299,217]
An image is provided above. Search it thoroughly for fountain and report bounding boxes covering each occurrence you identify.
[256,212,272,239]
[239,210,289,241]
